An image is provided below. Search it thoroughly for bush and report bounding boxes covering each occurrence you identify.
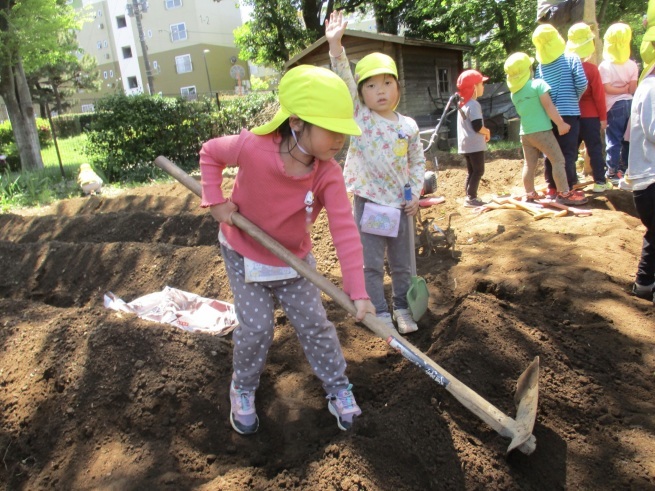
[84,94,215,182]
[85,92,277,183]
[49,113,98,138]
[0,119,52,171]
[51,114,82,138]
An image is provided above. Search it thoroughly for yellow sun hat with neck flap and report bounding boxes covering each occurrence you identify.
[603,23,632,64]
[504,52,534,94]
[640,33,655,82]
[532,24,566,65]
[640,0,655,82]
[251,65,361,136]
[566,23,595,60]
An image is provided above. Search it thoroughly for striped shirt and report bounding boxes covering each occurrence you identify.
[535,54,588,116]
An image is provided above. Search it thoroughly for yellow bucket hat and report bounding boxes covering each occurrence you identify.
[639,38,655,83]
[603,23,632,64]
[566,23,595,60]
[504,52,534,93]
[647,0,655,30]
[532,24,566,65]
[251,65,361,136]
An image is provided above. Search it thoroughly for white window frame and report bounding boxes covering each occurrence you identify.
[175,54,192,74]
[103,71,108,79]
[170,22,187,42]
[437,67,450,97]
[81,104,95,113]
[127,76,139,89]
[181,86,197,100]
[166,0,182,9]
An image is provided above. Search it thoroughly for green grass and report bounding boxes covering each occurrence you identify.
[40,134,91,178]
[487,139,521,151]
[0,134,93,212]
[0,132,179,212]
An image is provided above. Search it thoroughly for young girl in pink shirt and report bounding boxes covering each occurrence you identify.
[200,65,375,435]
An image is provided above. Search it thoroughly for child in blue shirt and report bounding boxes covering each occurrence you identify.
[532,24,588,196]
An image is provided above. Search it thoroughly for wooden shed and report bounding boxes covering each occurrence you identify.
[285,30,473,131]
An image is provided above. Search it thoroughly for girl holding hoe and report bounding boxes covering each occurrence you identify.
[200,65,375,435]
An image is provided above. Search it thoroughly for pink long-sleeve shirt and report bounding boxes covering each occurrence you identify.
[199,129,369,300]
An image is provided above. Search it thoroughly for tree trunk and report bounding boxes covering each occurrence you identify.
[0,59,44,172]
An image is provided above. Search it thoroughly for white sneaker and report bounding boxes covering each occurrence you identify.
[393,309,418,334]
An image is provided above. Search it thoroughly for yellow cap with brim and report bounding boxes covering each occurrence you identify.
[504,53,534,93]
[566,23,595,60]
[639,36,655,83]
[603,23,632,64]
[354,52,400,108]
[532,24,566,65]
[251,65,361,136]
[355,52,398,82]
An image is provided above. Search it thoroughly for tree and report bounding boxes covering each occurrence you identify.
[27,31,101,117]
[0,0,80,171]
[233,0,313,70]
[402,0,536,80]
[231,0,648,79]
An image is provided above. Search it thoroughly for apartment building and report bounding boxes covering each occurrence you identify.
[73,0,246,111]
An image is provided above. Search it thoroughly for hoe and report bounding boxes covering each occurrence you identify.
[155,156,539,455]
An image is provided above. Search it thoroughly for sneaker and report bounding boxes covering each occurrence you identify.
[229,381,259,435]
[464,197,486,208]
[556,191,588,206]
[545,187,557,199]
[606,171,623,185]
[592,182,613,193]
[523,191,542,202]
[327,384,362,431]
[632,282,655,300]
[376,313,395,330]
[393,308,419,334]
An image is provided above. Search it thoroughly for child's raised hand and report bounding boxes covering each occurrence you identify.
[557,121,571,136]
[325,10,347,52]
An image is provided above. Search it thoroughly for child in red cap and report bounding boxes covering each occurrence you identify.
[456,70,490,207]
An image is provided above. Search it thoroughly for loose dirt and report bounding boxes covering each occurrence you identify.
[0,151,653,490]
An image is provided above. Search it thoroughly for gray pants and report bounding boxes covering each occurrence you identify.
[521,130,569,194]
[221,244,349,395]
[353,195,412,315]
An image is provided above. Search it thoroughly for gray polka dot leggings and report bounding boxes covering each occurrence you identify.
[221,243,350,396]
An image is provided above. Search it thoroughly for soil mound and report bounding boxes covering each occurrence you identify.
[0,154,653,490]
